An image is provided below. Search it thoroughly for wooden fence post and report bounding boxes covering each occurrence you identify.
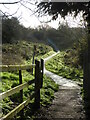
[19,70,23,103]
[32,45,36,75]
[83,51,90,115]
[40,59,44,88]
[19,70,24,119]
[35,60,40,109]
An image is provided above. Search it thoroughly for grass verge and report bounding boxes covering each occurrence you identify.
[0,71,59,119]
[45,51,83,84]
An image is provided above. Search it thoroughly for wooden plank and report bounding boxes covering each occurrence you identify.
[0,79,35,100]
[1,97,30,120]
[19,70,23,103]
[1,92,35,120]
[19,70,24,119]
[35,60,40,109]
[0,64,35,72]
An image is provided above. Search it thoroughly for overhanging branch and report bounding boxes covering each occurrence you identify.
[0,0,21,4]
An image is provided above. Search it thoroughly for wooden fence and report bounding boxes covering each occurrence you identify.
[0,59,44,120]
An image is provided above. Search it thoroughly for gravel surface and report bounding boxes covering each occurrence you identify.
[34,53,86,120]
[35,87,86,120]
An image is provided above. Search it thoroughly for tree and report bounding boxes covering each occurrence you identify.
[2,17,21,43]
[37,1,90,115]
[0,0,37,17]
[2,16,31,43]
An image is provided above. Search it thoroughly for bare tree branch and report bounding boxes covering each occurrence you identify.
[0,0,22,4]
[3,4,9,9]
[0,0,38,17]
[0,10,7,17]
[0,0,44,25]
[22,0,37,6]
[0,3,22,17]
[20,2,33,12]
[20,1,38,17]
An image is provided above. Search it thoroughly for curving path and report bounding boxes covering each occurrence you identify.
[44,69,79,89]
[38,51,86,120]
[44,51,80,89]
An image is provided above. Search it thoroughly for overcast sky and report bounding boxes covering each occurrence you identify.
[0,0,85,29]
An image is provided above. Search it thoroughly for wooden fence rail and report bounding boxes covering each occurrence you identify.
[0,59,44,120]
[0,64,35,72]
[0,79,35,100]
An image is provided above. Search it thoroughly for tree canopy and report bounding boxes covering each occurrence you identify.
[37,2,90,56]
[37,2,89,21]
[37,2,90,57]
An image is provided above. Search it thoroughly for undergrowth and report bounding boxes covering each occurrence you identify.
[2,40,54,65]
[0,72,59,119]
[1,41,59,119]
[46,51,83,83]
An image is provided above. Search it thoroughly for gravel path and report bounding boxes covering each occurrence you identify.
[36,52,86,120]
[44,69,79,89]
[44,51,60,62]
[43,69,86,120]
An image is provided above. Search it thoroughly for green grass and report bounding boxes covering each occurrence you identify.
[1,41,59,119]
[25,50,55,65]
[40,75,59,106]
[36,50,56,60]
[2,40,54,65]
[0,71,59,119]
[45,51,83,83]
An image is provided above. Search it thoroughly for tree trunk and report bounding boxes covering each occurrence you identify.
[87,2,90,101]
[83,2,90,117]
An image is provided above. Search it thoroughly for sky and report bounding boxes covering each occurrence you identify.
[0,0,85,29]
